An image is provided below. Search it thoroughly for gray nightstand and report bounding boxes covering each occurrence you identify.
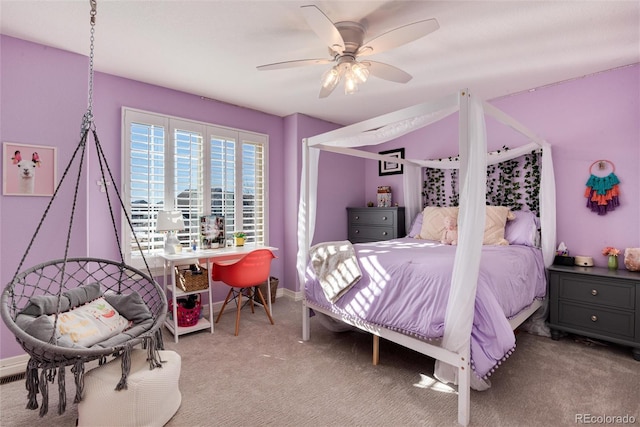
[347,207,405,243]
[548,265,640,361]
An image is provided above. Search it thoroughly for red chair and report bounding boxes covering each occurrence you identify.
[212,249,276,336]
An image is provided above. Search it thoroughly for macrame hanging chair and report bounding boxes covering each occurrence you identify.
[0,1,167,417]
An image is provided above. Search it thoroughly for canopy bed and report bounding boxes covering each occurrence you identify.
[297,89,556,426]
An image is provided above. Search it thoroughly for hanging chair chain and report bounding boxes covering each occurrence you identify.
[82,0,97,136]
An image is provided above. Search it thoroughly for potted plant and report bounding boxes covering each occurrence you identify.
[234,232,246,247]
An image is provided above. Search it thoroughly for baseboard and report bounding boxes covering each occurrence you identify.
[0,353,29,379]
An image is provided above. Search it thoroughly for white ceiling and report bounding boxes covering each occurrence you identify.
[1,1,639,126]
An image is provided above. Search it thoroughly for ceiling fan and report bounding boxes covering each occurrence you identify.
[256,5,439,98]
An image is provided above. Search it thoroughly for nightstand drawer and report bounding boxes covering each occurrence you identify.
[558,301,635,339]
[348,210,396,226]
[349,226,395,242]
[557,275,635,310]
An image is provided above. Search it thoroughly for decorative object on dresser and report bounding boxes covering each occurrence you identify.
[347,206,405,243]
[602,246,621,270]
[548,265,640,361]
[377,185,392,207]
[624,248,640,272]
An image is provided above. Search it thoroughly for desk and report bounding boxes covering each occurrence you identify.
[159,245,278,343]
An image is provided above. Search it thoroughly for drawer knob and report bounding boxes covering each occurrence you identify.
[591,315,598,322]
[355,216,359,220]
[355,230,360,234]
[382,231,388,236]
[591,289,598,296]
[381,216,387,220]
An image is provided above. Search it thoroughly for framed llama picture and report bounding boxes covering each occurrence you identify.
[3,142,57,196]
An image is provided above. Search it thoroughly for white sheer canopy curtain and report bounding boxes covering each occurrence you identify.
[433,94,489,390]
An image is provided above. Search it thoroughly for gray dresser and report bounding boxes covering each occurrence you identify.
[548,265,640,360]
[347,207,405,243]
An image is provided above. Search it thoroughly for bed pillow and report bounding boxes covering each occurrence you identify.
[504,210,539,246]
[406,212,423,238]
[417,207,459,240]
[483,206,515,245]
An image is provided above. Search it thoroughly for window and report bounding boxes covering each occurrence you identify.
[122,108,268,267]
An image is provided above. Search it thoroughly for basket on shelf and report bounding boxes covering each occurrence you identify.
[174,265,209,292]
[170,295,202,327]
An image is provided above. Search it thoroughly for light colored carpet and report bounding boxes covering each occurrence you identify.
[1,296,638,426]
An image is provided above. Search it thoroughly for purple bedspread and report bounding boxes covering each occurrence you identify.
[305,237,547,379]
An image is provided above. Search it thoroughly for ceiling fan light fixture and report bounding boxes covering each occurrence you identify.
[351,62,370,83]
[344,71,359,95]
[321,66,340,89]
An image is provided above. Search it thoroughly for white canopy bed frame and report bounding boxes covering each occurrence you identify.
[297,89,556,426]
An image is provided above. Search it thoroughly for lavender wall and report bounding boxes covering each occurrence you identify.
[0,36,289,359]
[281,113,356,295]
[1,37,91,358]
[364,65,640,266]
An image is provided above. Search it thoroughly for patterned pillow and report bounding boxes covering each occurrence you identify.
[417,205,514,245]
[483,206,515,245]
[417,206,459,240]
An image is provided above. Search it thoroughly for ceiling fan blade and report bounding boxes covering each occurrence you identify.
[257,58,333,71]
[365,61,412,83]
[357,18,439,57]
[301,5,345,53]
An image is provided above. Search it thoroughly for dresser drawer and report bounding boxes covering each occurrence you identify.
[348,210,396,226]
[349,226,395,242]
[347,207,405,244]
[556,274,635,310]
[558,301,635,339]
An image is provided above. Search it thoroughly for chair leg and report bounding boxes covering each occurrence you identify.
[256,288,275,325]
[248,288,255,314]
[235,290,242,336]
[215,288,234,324]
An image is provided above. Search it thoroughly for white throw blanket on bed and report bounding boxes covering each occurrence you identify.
[310,240,362,303]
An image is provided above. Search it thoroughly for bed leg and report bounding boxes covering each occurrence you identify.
[372,335,380,365]
[457,358,471,426]
[302,303,310,341]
